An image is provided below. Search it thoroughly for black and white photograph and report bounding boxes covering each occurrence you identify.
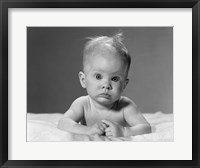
[27,27,173,142]
[1,1,199,166]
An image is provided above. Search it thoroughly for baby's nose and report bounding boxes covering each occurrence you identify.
[101,82,112,90]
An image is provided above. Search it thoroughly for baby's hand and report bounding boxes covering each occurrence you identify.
[102,120,125,137]
[87,122,106,136]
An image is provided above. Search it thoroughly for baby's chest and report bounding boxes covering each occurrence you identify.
[84,110,126,126]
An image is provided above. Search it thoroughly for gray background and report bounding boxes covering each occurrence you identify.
[27,27,173,114]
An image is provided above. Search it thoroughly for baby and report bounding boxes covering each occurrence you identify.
[57,33,151,137]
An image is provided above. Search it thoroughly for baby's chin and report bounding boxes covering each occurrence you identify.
[95,97,117,106]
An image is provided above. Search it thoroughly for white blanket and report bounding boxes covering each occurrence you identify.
[27,112,173,141]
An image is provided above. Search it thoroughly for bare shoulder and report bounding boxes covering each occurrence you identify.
[70,96,88,109]
[120,96,138,113]
[71,96,88,105]
[121,96,149,126]
[63,96,88,116]
[61,96,88,123]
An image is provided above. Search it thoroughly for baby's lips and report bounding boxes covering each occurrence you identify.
[99,93,111,98]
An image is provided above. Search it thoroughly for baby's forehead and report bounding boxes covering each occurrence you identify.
[85,54,125,72]
[86,45,122,62]
[85,54,128,75]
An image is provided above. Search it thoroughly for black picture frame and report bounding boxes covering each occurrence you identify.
[0,0,199,168]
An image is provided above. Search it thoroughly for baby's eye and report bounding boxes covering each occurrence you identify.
[112,76,120,82]
[95,74,102,80]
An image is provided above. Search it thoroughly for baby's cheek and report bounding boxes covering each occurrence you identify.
[118,83,125,91]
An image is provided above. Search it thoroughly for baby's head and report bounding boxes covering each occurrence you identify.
[82,33,131,77]
[79,33,131,105]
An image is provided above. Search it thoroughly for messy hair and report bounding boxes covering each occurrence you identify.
[82,33,131,76]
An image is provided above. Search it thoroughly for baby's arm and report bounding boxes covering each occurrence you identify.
[123,98,151,136]
[57,97,104,135]
[103,98,151,137]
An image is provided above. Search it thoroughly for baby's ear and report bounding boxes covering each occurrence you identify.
[123,78,129,89]
[79,71,86,88]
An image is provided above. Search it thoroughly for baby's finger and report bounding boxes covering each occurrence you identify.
[99,125,105,132]
[105,127,112,132]
[101,122,108,129]
[105,131,112,137]
[102,120,114,128]
[96,128,104,135]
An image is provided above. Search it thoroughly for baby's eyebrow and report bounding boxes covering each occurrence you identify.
[112,72,125,76]
[92,70,102,74]
[92,69,125,77]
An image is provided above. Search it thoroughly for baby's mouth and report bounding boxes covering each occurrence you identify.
[99,93,111,99]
